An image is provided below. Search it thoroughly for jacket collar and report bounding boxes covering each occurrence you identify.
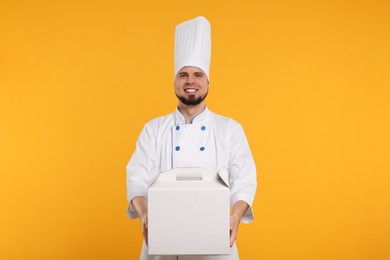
[174,106,209,125]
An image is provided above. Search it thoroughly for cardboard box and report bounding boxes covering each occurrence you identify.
[148,168,230,255]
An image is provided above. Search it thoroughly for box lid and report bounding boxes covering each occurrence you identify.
[148,167,229,190]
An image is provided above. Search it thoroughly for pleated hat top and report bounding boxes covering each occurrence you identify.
[174,16,211,80]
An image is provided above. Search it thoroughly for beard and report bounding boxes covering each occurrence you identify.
[176,91,208,106]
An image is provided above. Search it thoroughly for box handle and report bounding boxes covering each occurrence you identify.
[176,172,202,180]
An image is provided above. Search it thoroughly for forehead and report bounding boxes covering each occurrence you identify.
[177,66,205,74]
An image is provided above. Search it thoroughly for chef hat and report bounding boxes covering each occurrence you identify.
[174,16,211,80]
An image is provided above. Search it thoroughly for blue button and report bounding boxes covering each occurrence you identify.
[175,146,180,151]
[200,146,205,151]
[176,126,180,130]
[201,126,206,131]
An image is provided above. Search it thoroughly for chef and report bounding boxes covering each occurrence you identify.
[126,16,257,260]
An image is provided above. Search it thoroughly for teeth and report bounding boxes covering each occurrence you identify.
[185,89,196,93]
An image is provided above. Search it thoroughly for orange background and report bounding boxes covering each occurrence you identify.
[1,0,389,259]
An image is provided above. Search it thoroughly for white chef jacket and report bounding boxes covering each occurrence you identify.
[126,107,257,260]
[126,107,257,223]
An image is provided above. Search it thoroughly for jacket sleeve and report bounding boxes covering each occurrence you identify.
[228,123,257,223]
[126,123,156,219]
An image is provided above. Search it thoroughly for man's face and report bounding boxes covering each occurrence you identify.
[174,66,209,106]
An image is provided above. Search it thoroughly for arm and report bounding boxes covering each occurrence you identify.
[126,124,156,219]
[226,122,257,245]
[228,123,257,223]
[230,200,249,246]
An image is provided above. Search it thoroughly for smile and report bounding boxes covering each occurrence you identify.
[185,88,197,93]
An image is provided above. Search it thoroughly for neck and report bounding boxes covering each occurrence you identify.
[178,102,206,123]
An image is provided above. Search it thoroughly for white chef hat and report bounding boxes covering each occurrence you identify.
[174,16,211,80]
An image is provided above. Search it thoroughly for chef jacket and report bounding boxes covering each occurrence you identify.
[126,107,257,223]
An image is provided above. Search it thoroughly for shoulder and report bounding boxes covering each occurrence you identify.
[143,112,175,131]
[209,110,242,130]
[209,110,245,142]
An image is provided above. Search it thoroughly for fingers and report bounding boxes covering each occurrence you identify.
[230,226,237,247]
[144,222,148,246]
[229,215,239,247]
[142,221,148,246]
[141,216,148,246]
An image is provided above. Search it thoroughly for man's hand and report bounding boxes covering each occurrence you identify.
[230,200,249,247]
[140,213,148,246]
[131,196,148,245]
[230,214,240,247]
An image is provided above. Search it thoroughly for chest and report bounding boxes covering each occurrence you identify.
[171,122,216,169]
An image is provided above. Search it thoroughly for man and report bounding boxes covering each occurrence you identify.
[126,16,257,260]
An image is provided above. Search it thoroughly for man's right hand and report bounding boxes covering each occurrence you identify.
[131,196,148,245]
[140,213,148,245]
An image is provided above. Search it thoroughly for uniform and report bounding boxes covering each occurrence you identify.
[126,107,257,259]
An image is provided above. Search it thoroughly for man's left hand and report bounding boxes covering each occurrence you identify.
[230,214,240,247]
[229,200,249,247]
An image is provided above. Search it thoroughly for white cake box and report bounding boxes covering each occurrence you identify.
[148,167,230,255]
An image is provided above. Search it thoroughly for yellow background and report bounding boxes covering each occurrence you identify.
[1,0,389,259]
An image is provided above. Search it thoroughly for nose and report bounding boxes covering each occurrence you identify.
[185,75,195,84]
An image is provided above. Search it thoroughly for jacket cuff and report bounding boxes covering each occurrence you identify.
[126,189,148,219]
[231,193,254,224]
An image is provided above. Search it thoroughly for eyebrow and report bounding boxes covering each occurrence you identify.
[177,71,204,76]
